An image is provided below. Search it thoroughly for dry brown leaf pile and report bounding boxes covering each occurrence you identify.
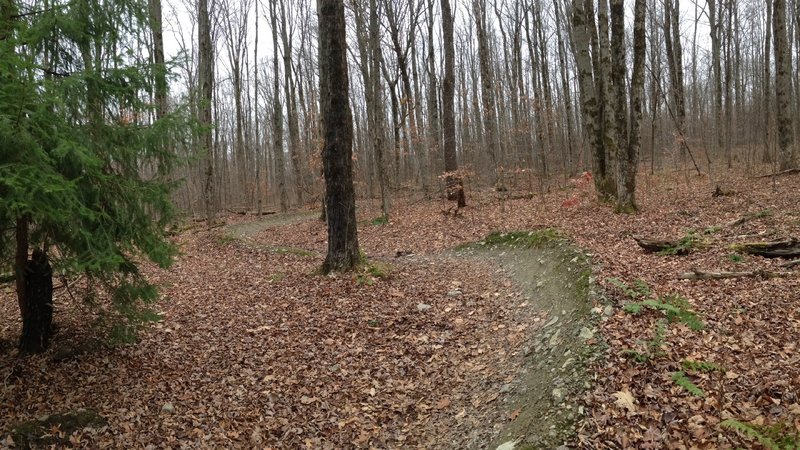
[1,168,798,449]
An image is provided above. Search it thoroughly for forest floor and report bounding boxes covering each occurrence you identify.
[1,168,799,449]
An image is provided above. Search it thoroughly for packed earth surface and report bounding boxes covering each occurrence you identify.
[1,169,799,449]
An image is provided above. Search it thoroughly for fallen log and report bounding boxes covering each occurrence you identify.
[678,269,794,280]
[756,168,800,178]
[732,239,800,258]
[633,236,686,254]
[780,259,800,269]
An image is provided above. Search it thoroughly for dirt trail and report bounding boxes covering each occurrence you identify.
[449,243,600,449]
[226,211,320,239]
[231,218,601,449]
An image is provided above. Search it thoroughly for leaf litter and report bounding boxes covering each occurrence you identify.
[0,169,798,449]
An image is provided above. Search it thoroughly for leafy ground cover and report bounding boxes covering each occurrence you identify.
[0,169,798,449]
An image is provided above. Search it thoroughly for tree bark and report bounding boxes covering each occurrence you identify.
[370,0,390,217]
[473,0,501,184]
[319,0,360,272]
[148,0,167,121]
[441,0,465,207]
[198,0,215,226]
[270,0,288,212]
[617,0,645,212]
[774,0,796,170]
[19,249,54,354]
[280,0,305,205]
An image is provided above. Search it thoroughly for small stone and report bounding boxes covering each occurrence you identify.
[161,403,175,413]
[543,316,559,328]
[536,281,544,288]
[416,303,432,312]
[603,305,614,316]
[552,388,565,404]
[578,327,595,340]
[447,289,463,297]
[549,329,561,347]
[499,384,512,393]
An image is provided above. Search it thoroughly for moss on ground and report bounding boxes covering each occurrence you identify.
[10,409,106,449]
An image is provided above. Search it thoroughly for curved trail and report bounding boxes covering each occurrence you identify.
[230,217,601,449]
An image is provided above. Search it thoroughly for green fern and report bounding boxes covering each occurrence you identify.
[657,231,699,255]
[623,349,650,363]
[639,297,704,331]
[671,371,705,397]
[608,277,651,300]
[633,279,652,297]
[721,419,779,449]
[623,302,643,314]
[681,359,724,373]
[648,319,668,357]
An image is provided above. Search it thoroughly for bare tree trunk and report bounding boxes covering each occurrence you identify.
[724,1,734,168]
[198,0,215,226]
[426,0,440,174]
[473,0,501,184]
[254,0,262,214]
[270,0,288,211]
[708,0,724,166]
[571,0,601,193]
[148,0,167,121]
[664,0,687,157]
[618,0,646,212]
[774,0,796,170]
[319,0,360,272]
[442,0,465,207]
[610,0,628,152]
[554,0,576,174]
[764,0,773,164]
[371,0,390,216]
[280,0,304,205]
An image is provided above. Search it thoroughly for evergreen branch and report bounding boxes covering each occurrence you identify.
[10,4,69,19]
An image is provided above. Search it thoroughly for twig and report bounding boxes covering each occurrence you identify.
[678,269,794,280]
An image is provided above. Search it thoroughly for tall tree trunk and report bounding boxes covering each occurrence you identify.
[270,0,288,211]
[148,0,167,121]
[442,0,465,207]
[571,0,603,194]
[610,0,628,151]
[370,0,390,217]
[473,0,501,184]
[774,0,797,170]
[426,0,440,174]
[280,0,304,205]
[708,0,724,165]
[554,0,576,174]
[254,0,262,214]
[664,0,687,156]
[618,0,646,212]
[198,0,215,226]
[319,0,360,272]
[724,1,734,168]
[764,0,773,163]
[15,219,54,354]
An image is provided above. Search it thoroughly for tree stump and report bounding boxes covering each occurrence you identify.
[20,249,54,354]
